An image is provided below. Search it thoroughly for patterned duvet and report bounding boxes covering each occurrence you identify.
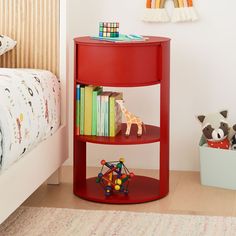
[0,69,60,170]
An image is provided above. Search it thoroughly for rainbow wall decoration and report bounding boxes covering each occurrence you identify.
[143,0,198,23]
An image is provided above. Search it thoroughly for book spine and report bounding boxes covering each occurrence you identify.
[100,95,105,136]
[109,96,115,137]
[92,87,103,136]
[96,95,101,136]
[80,87,85,135]
[84,86,94,135]
[76,85,80,135]
[114,93,123,135]
[92,90,97,136]
[104,95,109,136]
[115,101,122,135]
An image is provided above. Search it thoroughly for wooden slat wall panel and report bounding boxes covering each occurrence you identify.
[0,0,59,76]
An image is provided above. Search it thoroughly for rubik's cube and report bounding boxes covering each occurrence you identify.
[99,22,119,38]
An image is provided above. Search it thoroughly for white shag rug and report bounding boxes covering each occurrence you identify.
[1,207,236,236]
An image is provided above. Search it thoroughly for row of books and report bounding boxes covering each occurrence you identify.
[76,85,123,137]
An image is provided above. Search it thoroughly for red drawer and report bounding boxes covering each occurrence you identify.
[76,43,163,87]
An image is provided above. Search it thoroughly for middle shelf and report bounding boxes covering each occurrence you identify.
[77,123,160,145]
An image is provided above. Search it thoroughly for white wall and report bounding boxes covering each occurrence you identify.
[65,0,236,171]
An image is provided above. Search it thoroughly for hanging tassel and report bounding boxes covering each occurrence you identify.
[172,0,198,22]
[186,0,198,21]
[155,0,161,8]
[143,0,170,22]
[172,0,187,22]
[146,0,152,8]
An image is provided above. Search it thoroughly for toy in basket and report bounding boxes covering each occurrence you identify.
[96,158,134,196]
[197,110,236,150]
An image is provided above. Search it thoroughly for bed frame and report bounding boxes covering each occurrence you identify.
[0,0,68,223]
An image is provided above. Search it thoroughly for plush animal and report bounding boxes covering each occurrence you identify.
[197,110,231,149]
[230,125,236,150]
[231,134,236,150]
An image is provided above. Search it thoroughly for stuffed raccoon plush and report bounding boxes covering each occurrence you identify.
[231,135,236,150]
[197,110,234,149]
[230,125,236,150]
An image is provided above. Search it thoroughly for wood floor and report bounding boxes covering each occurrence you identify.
[23,166,236,217]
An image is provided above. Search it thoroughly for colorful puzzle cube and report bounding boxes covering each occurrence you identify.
[99,22,119,38]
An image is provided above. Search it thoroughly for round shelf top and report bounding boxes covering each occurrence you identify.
[75,36,170,87]
[75,176,166,204]
[77,124,160,145]
[74,36,170,46]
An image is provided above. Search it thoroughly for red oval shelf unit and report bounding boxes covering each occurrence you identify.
[73,36,170,204]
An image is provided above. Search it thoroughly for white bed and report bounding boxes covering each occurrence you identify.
[0,0,68,223]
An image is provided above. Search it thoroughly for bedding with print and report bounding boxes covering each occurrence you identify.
[0,69,60,170]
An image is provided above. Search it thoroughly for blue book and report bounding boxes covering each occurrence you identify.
[91,34,148,43]
[76,84,80,100]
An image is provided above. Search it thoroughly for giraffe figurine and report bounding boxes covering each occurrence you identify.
[116,100,145,137]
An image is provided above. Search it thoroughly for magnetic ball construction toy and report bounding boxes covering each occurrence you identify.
[96,158,134,196]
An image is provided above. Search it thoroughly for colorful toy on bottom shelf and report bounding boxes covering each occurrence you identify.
[96,158,134,196]
[99,22,119,38]
[197,110,236,150]
[116,99,146,136]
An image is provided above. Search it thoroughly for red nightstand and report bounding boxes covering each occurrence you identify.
[73,36,170,204]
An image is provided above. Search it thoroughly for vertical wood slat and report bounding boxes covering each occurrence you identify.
[0,0,59,76]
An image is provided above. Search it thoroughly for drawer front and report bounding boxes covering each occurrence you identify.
[76,44,163,87]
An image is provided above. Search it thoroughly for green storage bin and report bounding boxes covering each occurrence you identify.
[199,136,236,190]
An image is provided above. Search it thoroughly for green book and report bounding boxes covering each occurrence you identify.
[100,92,106,136]
[76,85,80,135]
[76,101,80,135]
[96,94,101,136]
[104,92,112,136]
[79,87,85,135]
[92,87,103,135]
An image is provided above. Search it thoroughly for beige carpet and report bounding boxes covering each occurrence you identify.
[1,207,236,236]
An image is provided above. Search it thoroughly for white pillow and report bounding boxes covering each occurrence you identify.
[0,35,17,56]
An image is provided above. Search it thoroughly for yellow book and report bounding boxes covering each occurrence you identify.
[109,92,123,137]
[84,85,96,135]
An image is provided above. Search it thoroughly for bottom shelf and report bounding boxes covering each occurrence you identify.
[74,176,167,204]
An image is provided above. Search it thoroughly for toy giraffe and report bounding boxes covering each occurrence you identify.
[116,100,145,136]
